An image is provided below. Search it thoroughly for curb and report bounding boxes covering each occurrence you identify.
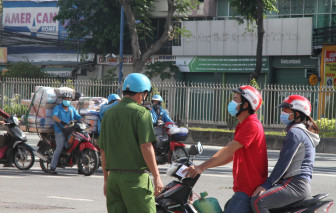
[186,130,336,154]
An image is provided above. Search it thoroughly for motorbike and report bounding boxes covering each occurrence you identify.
[89,132,101,167]
[36,121,99,176]
[156,142,203,213]
[154,121,189,165]
[156,143,334,213]
[0,115,35,170]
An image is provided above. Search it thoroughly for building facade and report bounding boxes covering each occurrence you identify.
[172,0,336,86]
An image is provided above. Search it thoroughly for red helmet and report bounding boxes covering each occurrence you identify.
[277,95,311,116]
[232,85,262,111]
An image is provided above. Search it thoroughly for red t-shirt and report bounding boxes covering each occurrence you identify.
[232,114,268,197]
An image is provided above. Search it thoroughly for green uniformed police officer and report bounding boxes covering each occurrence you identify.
[98,73,163,213]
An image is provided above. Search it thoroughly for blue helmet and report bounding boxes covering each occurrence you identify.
[152,94,162,103]
[108,94,121,103]
[122,73,152,93]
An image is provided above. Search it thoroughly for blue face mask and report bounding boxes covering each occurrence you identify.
[280,111,293,125]
[228,100,241,116]
[62,100,71,107]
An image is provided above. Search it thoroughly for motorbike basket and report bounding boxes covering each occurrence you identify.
[171,132,189,141]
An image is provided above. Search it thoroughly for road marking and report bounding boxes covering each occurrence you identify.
[0,176,24,179]
[41,176,73,179]
[89,175,103,178]
[202,173,232,178]
[313,173,336,177]
[47,196,94,202]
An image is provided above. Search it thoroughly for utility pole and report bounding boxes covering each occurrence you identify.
[118,6,124,95]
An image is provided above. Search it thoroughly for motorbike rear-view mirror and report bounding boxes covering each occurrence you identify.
[188,142,203,156]
[197,141,203,154]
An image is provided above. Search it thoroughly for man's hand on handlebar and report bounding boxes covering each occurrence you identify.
[0,121,5,125]
[60,121,69,128]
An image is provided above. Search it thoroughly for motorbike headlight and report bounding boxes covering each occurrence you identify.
[13,116,19,126]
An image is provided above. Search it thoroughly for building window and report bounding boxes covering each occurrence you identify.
[172,21,181,46]
[332,14,336,25]
[291,0,304,15]
[317,14,331,27]
[278,0,291,16]
[318,0,331,13]
[215,0,336,29]
[332,0,336,13]
[217,0,229,17]
[304,0,317,14]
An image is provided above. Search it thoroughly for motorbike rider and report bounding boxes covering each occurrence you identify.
[98,73,163,213]
[0,108,13,167]
[183,85,268,213]
[97,94,121,134]
[50,92,86,175]
[251,95,320,213]
[150,94,174,126]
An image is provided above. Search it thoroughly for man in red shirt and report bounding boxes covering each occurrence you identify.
[184,85,268,213]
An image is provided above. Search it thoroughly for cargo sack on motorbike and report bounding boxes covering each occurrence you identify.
[164,122,189,141]
[171,132,189,141]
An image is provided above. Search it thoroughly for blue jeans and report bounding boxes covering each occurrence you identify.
[224,191,252,213]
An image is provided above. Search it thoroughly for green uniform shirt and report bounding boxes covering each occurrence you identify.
[98,97,156,170]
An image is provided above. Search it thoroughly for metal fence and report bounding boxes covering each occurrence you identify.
[1,78,335,131]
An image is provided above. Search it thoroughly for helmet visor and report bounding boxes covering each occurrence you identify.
[232,87,245,95]
[277,102,292,108]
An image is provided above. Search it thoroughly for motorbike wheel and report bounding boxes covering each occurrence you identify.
[170,147,188,163]
[13,146,35,170]
[39,150,53,174]
[77,149,99,176]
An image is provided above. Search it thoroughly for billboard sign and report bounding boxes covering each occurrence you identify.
[176,56,269,73]
[2,1,67,40]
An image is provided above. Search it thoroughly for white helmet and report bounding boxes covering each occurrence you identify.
[232,85,262,111]
[277,95,311,116]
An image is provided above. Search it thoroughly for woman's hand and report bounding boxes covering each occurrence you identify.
[252,186,266,197]
[0,121,5,125]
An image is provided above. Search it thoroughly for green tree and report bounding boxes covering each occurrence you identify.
[122,0,196,72]
[229,0,277,81]
[3,62,50,78]
[103,67,118,82]
[145,61,181,81]
[55,0,195,73]
[54,0,121,55]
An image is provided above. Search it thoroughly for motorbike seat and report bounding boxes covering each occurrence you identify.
[270,193,329,212]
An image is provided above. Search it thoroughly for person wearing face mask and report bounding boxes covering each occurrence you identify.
[150,94,174,126]
[50,92,86,175]
[97,94,121,134]
[183,85,268,213]
[251,95,320,213]
[98,73,163,213]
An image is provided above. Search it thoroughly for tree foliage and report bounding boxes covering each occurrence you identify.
[3,62,50,78]
[229,0,277,23]
[54,0,122,54]
[121,0,197,72]
[229,0,277,81]
[55,0,196,74]
[145,61,180,81]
